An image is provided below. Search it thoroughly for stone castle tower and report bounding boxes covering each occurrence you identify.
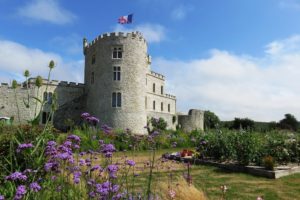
[0,31,204,134]
[83,32,148,134]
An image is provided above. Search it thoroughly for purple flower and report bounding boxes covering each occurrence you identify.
[101,143,116,157]
[81,112,90,118]
[73,171,82,184]
[101,124,112,134]
[6,172,27,181]
[0,195,4,200]
[126,160,135,167]
[67,134,81,143]
[79,159,85,166]
[95,182,109,196]
[91,165,102,172]
[108,164,119,178]
[30,182,41,192]
[150,131,160,138]
[172,142,177,148]
[86,116,100,125]
[79,151,86,156]
[14,185,26,200]
[17,143,34,153]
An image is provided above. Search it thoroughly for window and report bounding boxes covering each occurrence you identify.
[153,83,155,93]
[161,86,163,95]
[43,92,47,101]
[112,47,122,59]
[113,66,121,81]
[161,102,163,111]
[91,72,94,84]
[91,54,96,64]
[112,92,122,107]
[145,97,147,109]
[48,92,53,104]
[153,101,156,110]
[168,104,170,112]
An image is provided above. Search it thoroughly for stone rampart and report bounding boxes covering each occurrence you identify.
[178,109,204,132]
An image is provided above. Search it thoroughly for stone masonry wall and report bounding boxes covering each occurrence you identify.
[178,109,204,132]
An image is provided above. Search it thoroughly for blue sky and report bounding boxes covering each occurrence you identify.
[1,0,300,121]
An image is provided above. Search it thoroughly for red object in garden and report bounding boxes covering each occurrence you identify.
[181,149,194,157]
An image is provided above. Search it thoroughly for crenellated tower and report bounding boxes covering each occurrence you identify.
[83,32,149,134]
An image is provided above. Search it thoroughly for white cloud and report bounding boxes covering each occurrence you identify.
[171,5,193,20]
[17,0,76,25]
[0,39,83,83]
[113,23,166,43]
[153,35,300,121]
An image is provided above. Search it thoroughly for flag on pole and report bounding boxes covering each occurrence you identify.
[118,14,133,24]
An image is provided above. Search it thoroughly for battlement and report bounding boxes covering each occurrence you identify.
[27,78,85,88]
[149,71,165,80]
[165,93,176,99]
[83,31,147,51]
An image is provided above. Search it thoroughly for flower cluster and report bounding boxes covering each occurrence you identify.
[29,182,41,192]
[100,142,116,158]
[14,185,26,200]
[16,143,34,153]
[5,172,27,182]
[81,112,99,125]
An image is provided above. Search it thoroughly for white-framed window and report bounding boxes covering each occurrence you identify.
[113,66,121,81]
[112,92,122,107]
[112,47,123,59]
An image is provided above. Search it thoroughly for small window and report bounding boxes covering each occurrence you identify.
[153,101,156,110]
[112,47,122,59]
[113,66,121,81]
[91,54,96,64]
[153,83,155,93]
[161,102,163,111]
[112,92,122,107]
[161,86,163,95]
[145,97,147,109]
[168,104,170,112]
[43,92,47,101]
[91,72,94,84]
[48,92,53,104]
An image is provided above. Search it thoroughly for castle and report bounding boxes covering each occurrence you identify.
[0,31,204,134]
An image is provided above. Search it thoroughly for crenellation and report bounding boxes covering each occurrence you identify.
[150,71,165,80]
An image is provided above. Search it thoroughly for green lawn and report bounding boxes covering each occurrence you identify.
[116,149,300,200]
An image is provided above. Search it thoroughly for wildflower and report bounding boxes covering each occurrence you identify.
[101,143,116,158]
[30,182,41,192]
[48,60,55,69]
[89,191,96,198]
[169,189,176,199]
[14,185,26,200]
[79,151,86,156]
[16,143,34,153]
[86,116,100,125]
[172,142,177,148]
[73,171,82,184]
[91,165,102,172]
[151,131,159,137]
[108,164,119,178]
[23,169,32,174]
[0,195,4,200]
[126,160,135,166]
[101,124,112,134]
[6,172,27,181]
[81,112,90,118]
[96,182,109,196]
[67,134,81,143]
[79,159,85,166]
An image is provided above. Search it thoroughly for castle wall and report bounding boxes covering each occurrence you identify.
[84,32,148,134]
[0,84,37,123]
[178,109,204,132]
[147,111,177,130]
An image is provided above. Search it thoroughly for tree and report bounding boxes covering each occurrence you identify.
[204,110,220,130]
[279,113,299,131]
[231,118,255,130]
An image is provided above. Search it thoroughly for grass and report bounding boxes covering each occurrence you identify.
[109,148,300,200]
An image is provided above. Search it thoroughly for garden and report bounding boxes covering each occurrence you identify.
[1,63,300,199]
